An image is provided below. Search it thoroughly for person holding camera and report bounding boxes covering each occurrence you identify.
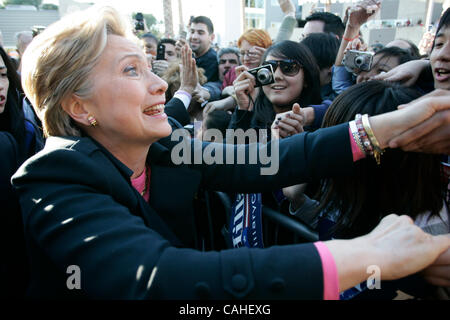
[230,40,321,134]
[152,38,178,77]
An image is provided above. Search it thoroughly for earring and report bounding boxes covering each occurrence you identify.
[87,115,98,127]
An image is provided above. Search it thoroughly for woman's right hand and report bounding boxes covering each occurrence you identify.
[233,65,258,111]
[370,59,430,86]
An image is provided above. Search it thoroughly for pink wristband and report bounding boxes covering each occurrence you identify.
[314,241,340,300]
[349,126,366,162]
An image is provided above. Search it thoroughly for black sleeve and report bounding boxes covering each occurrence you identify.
[228,107,254,131]
[164,97,191,126]
[176,123,354,192]
[12,146,325,299]
[0,132,28,297]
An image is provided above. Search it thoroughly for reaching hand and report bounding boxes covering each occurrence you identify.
[422,247,450,287]
[203,97,236,117]
[389,108,450,154]
[369,89,450,150]
[271,103,305,139]
[192,84,211,104]
[370,59,430,86]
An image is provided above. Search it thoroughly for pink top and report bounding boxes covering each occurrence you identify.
[131,166,150,202]
[314,242,340,300]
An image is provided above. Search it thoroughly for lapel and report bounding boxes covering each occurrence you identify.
[147,141,203,247]
[88,138,184,247]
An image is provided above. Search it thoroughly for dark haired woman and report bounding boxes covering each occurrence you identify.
[0,45,44,298]
[288,81,448,299]
[230,40,322,134]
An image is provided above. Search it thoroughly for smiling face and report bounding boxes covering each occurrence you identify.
[430,26,450,90]
[79,35,171,149]
[262,55,305,111]
[0,55,8,114]
[188,23,214,57]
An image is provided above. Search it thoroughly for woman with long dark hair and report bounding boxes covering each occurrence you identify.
[230,40,322,133]
[288,81,448,299]
[0,45,43,298]
[0,46,43,161]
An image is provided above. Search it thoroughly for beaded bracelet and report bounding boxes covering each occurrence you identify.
[355,114,374,156]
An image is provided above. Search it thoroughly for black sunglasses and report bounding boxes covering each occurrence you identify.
[263,59,302,76]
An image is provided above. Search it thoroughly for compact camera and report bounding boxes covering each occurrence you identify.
[248,64,275,87]
[135,12,145,31]
[343,50,374,73]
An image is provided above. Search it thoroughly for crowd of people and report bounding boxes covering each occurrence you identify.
[0,0,449,300]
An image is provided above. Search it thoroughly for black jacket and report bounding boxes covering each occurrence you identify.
[12,99,354,299]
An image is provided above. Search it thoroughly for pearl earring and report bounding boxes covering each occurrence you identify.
[87,115,98,127]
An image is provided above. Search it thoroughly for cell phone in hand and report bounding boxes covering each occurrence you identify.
[156,44,165,60]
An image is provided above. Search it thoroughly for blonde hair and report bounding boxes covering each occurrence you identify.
[237,29,272,49]
[21,6,137,137]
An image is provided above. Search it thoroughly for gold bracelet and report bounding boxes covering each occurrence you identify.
[361,114,384,165]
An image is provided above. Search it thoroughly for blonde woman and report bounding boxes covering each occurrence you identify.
[13,6,450,299]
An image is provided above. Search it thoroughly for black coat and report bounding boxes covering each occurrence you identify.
[12,99,354,299]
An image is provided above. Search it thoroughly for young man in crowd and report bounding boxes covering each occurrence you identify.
[302,12,345,39]
[185,16,219,82]
[152,38,178,76]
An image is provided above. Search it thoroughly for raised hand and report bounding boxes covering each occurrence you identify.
[347,0,381,29]
[370,89,450,148]
[179,44,198,95]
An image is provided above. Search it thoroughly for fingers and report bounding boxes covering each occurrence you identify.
[235,65,249,77]
[389,108,450,150]
[396,119,450,154]
[292,103,301,114]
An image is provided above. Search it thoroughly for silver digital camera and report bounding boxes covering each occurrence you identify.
[248,64,275,87]
[343,50,374,73]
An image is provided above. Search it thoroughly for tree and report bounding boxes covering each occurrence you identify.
[41,3,58,10]
[3,0,43,10]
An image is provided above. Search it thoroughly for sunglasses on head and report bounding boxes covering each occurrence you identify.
[263,59,302,76]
